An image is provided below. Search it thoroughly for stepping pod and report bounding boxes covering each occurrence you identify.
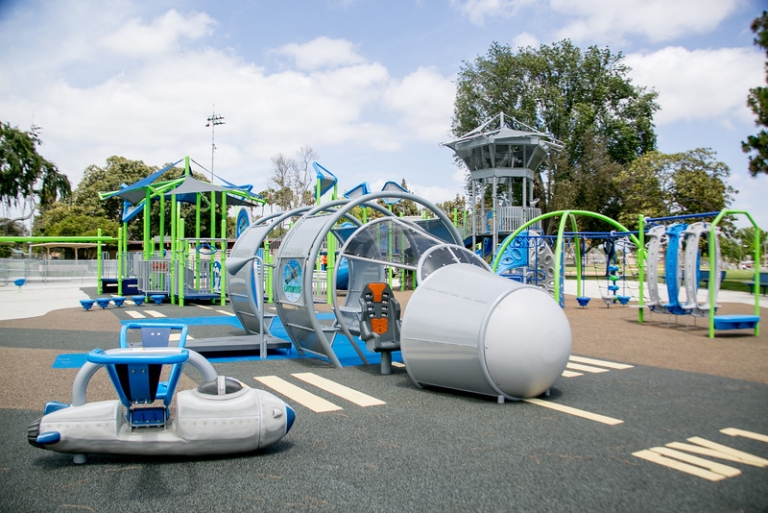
[95,298,112,309]
[79,299,96,311]
[131,295,145,306]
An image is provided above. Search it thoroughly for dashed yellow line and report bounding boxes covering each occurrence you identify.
[524,398,623,425]
[569,355,634,370]
[292,373,385,407]
[255,376,342,413]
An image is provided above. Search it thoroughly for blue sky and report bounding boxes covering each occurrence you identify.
[1,0,766,228]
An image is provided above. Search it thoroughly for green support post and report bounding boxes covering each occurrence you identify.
[220,194,227,305]
[637,215,646,323]
[115,228,121,296]
[195,193,202,290]
[170,194,177,305]
[143,188,151,260]
[178,215,185,307]
[265,239,273,304]
[97,228,104,295]
[326,183,338,305]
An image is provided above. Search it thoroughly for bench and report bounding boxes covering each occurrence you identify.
[742,271,768,295]
[699,270,726,287]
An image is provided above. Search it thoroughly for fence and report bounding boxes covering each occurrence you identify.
[0,258,103,286]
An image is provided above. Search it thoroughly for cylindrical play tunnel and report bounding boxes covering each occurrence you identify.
[400,264,572,401]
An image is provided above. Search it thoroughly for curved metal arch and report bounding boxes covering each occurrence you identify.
[330,216,454,347]
[491,210,640,306]
[273,191,461,368]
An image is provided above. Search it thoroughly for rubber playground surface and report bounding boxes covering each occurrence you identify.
[0,282,767,512]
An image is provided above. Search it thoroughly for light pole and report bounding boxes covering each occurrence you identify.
[205,107,225,181]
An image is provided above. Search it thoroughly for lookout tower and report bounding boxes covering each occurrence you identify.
[441,113,562,251]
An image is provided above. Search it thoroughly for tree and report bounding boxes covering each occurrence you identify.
[436,193,467,218]
[0,122,71,225]
[0,218,27,258]
[742,11,768,176]
[36,156,224,240]
[452,40,658,217]
[269,146,319,210]
[613,149,737,229]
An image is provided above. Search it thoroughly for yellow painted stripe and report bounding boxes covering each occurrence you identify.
[217,309,236,317]
[125,310,145,319]
[292,373,385,407]
[144,310,165,318]
[524,398,623,425]
[255,376,342,413]
[566,362,609,373]
[687,437,768,467]
[569,355,633,370]
[391,362,405,368]
[561,370,583,378]
[194,304,213,310]
[650,447,741,478]
[632,450,726,481]
[169,333,194,341]
[666,441,766,467]
[721,428,768,443]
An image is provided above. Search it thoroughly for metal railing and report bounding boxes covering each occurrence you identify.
[0,258,102,286]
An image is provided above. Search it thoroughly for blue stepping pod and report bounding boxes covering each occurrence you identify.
[95,298,112,309]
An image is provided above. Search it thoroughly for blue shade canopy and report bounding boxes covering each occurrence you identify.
[380,181,408,205]
[312,162,338,197]
[343,182,370,199]
[101,159,184,205]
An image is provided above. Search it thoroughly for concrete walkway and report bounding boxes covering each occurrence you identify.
[0,281,90,321]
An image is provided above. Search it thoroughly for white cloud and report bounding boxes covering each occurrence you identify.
[384,67,456,141]
[551,0,743,44]
[625,46,763,126]
[276,36,367,70]
[511,31,539,50]
[100,10,215,57]
[452,0,538,26]
[0,5,462,196]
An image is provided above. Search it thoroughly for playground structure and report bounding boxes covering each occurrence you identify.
[225,188,572,401]
[440,113,562,251]
[489,209,762,338]
[100,156,265,305]
[27,322,295,464]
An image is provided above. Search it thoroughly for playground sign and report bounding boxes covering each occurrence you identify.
[282,260,302,302]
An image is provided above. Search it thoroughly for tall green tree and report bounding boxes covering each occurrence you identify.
[36,156,223,240]
[452,40,658,218]
[613,149,736,229]
[742,11,768,176]
[0,122,71,224]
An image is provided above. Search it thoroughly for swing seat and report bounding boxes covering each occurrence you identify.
[713,315,760,331]
[576,297,591,307]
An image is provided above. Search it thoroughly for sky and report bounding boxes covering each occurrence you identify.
[0,0,766,229]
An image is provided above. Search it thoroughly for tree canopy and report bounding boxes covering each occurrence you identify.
[742,10,768,176]
[0,122,71,224]
[451,40,659,229]
[34,156,223,240]
[613,148,737,229]
[453,40,658,167]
